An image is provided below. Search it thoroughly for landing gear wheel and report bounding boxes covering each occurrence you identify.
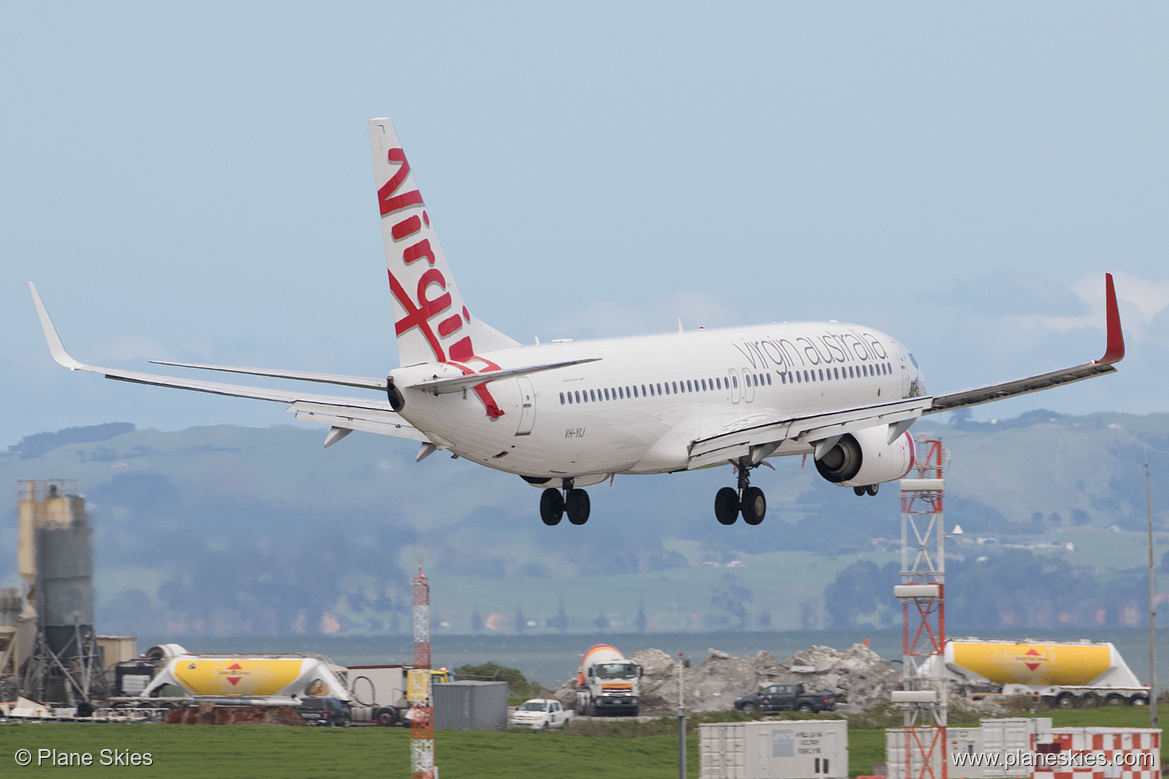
[853,486,866,497]
[715,487,740,525]
[741,486,766,525]
[566,489,591,525]
[540,488,564,525]
[866,484,879,496]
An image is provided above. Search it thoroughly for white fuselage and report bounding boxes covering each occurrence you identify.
[392,320,924,483]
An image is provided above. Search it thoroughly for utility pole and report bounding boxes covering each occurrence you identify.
[411,569,436,779]
[1147,455,1157,729]
[678,652,687,779]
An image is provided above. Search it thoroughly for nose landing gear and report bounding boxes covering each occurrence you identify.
[540,480,591,526]
[714,458,767,525]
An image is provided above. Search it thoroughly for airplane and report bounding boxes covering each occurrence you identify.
[30,117,1126,527]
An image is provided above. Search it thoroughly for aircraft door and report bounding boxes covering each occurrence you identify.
[729,369,742,404]
[741,368,756,403]
[896,348,909,396]
[515,376,536,436]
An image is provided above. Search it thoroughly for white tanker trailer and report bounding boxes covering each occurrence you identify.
[921,638,1149,708]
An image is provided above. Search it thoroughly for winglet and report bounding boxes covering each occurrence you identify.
[28,283,87,371]
[1095,272,1125,365]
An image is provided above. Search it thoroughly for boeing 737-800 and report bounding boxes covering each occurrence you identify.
[30,117,1126,527]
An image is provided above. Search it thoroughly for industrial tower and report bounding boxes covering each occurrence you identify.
[14,480,109,705]
[893,438,948,779]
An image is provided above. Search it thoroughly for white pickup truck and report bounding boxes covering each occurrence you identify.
[508,698,574,730]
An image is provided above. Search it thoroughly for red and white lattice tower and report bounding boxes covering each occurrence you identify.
[894,437,947,779]
[411,569,436,779]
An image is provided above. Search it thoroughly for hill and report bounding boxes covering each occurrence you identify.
[1,410,1166,639]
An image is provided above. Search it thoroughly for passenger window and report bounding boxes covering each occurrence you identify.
[686,380,693,392]
[560,392,565,405]
[766,373,772,385]
[657,383,663,395]
[732,375,739,388]
[603,388,610,401]
[589,389,596,402]
[574,390,581,403]
[804,370,810,382]
[700,379,707,391]
[716,377,722,390]
[672,381,678,394]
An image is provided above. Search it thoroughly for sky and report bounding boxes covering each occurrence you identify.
[3,2,1167,450]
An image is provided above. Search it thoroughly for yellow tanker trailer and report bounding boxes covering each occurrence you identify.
[927,638,1149,708]
[134,644,349,704]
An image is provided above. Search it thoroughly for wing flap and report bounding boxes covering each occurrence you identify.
[688,396,932,470]
[288,402,431,443]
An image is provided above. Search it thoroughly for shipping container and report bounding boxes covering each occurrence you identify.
[700,720,848,779]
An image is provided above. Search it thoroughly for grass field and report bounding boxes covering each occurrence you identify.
[0,706,1165,778]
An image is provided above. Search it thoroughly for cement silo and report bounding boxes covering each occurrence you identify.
[15,480,107,704]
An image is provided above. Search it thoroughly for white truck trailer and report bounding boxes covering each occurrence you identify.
[344,664,450,726]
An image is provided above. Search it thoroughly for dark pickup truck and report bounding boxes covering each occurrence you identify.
[733,682,837,714]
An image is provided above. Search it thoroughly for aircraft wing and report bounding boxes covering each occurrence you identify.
[689,273,1125,469]
[924,272,1125,414]
[687,396,932,470]
[29,283,428,444]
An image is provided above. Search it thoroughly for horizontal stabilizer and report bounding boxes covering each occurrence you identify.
[408,358,601,394]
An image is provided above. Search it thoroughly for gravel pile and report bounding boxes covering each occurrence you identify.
[553,642,907,717]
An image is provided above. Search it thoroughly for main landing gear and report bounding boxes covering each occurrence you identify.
[853,484,879,496]
[540,480,591,526]
[714,458,767,526]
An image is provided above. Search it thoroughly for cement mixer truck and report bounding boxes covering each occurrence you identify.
[921,638,1149,708]
[575,644,642,716]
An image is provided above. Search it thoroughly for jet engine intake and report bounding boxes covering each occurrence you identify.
[813,426,915,488]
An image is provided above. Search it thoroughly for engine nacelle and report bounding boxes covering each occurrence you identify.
[814,426,915,488]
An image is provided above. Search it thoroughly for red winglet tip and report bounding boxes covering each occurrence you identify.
[1096,272,1125,365]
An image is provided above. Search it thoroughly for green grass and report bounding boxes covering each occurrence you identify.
[0,724,699,779]
[2,705,1166,778]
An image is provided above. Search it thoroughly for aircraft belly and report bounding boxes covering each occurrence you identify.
[402,389,656,478]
